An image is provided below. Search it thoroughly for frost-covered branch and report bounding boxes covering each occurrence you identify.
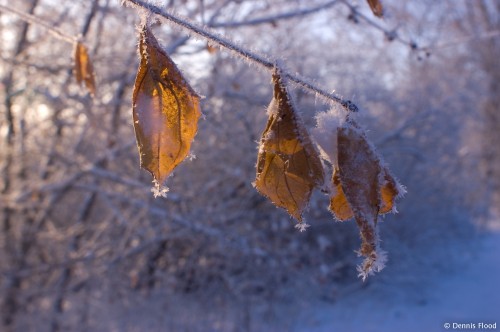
[124,0,358,112]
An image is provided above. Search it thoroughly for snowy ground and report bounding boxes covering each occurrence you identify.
[294,230,500,332]
[90,226,500,332]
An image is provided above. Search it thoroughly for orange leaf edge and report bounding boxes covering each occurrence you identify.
[366,0,384,17]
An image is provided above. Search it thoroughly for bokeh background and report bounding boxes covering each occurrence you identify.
[1,0,499,331]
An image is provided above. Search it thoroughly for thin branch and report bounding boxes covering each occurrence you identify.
[311,2,500,55]
[0,3,76,44]
[124,0,358,112]
[339,0,416,48]
[210,0,339,28]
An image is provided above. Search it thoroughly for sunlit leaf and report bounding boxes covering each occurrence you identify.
[366,0,383,17]
[74,42,96,96]
[254,70,325,222]
[132,26,201,185]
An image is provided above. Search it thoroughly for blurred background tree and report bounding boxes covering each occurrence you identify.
[0,0,498,331]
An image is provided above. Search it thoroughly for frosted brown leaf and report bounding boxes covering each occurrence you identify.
[132,26,201,185]
[254,70,324,222]
[335,119,402,279]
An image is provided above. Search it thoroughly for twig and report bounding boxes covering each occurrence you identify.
[124,0,358,112]
[339,0,416,48]
[0,4,76,44]
[210,0,339,28]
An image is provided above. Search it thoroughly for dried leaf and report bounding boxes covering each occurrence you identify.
[336,120,389,279]
[74,42,96,96]
[254,70,324,222]
[329,119,404,278]
[366,0,383,17]
[132,26,201,185]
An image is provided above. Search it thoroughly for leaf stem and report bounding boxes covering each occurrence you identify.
[124,0,358,112]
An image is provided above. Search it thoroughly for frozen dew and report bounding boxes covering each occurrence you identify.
[151,180,169,198]
[356,248,387,281]
[295,221,311,232]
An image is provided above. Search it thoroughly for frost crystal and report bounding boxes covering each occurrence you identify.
[356,248,387,281]
[313,106,346,165]
[151,180,169,198]
[295,221,310,232]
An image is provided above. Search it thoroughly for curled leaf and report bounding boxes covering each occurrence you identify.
[254,70,324,222]
[132,26,201,185]
[366,0,383,17]
[74,42,96,96]
[336,120,402,279]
